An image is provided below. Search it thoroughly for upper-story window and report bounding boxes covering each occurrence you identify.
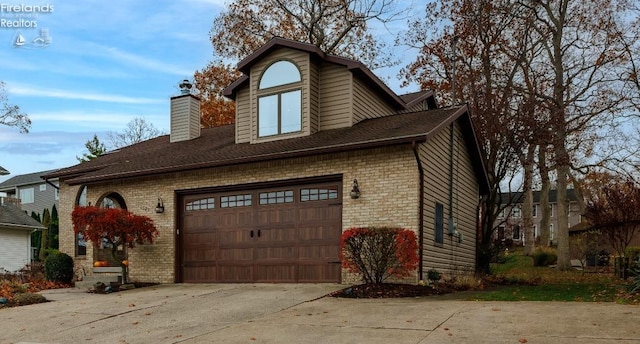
[257,60,302,137]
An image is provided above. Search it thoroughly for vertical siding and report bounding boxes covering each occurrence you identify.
[420,120,479,277]
[352,77,395,123]
[318,63,352,130]
[249,48,311,143]
[235,87,251,143]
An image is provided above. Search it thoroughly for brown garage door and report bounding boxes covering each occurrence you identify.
[179,180,342,283]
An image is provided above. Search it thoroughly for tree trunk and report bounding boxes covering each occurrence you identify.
[538,146,551,246]
[522,144,536,255]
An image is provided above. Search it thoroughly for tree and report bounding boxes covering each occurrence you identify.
[197,0,400,126]
[107,117,163,149]
[77,134,107,162]
[50,205,59,249]
[0,82,30,133]
[584,178,640,257]
[71,206,158,283]
[39,208,50,261]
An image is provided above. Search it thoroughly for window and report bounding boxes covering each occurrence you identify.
[39,184,46,191]
[55,188,59,200]
[258,60,302,137]
[259,190,294,205]
[75,186,88,256]
[533,225,538,238]
[532,205,537,217]
[549,224,554,241]
[512,225,521,240]
[512,206,521,218]
[301,187,338,202]
[550,204,554,217]
[497,209,505,218]
[435,203,444,245]
[186,197,215,211]
[221,194,252,208]
[19,188,34,204]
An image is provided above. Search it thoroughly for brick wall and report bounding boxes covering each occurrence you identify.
[58,145,420,284]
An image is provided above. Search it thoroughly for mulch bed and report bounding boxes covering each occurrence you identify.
[330,283,458,298]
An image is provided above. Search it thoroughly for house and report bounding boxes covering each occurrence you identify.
[496,189,582,245]
[0,165,9,176]
[44,38,489,284]
[0,198,45,272]
[0,169,60,217]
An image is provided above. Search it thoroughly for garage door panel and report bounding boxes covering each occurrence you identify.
[180,180,342,283]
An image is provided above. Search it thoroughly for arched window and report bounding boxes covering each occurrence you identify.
[75,186,88,256]
[257,60,302,137]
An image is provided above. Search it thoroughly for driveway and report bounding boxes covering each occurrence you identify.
[0,284,638,344]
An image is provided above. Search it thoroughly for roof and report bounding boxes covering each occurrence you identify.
[0,166,8,175]
[498,189,579,205]
[0,169,59,191]
[0,203,45,231]
[223,37,434,111]
[44,105,489,193]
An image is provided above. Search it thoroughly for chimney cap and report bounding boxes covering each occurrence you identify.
[179,79,193,95]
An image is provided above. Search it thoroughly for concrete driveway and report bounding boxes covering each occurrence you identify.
[0,284,638,344]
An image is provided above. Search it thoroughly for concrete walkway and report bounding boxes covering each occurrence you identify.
[0,284,638,343]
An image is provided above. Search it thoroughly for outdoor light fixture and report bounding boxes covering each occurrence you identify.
[350,179,361,199]
[155,197,165,214]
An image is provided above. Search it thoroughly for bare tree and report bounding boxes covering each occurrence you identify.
[107,117,163,149]
[1,82,30,133]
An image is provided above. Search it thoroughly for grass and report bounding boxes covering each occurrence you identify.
[461,248,634,303]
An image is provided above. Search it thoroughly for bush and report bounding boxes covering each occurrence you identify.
[628,257,640,294]
[341,226,419,284]
[427,269,441,284]
[626,247,640,268]
[44,251,74,284]
[531,247,558,267]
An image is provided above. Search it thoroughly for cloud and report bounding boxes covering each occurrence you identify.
[5,83,162,104]
[97,45,195,77]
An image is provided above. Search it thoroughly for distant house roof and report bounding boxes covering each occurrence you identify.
[222,37,436,111]
[44,105,490,194]
[0,203,45,231]
[0,166,8,176]
[0,169,59,191]
[498,189,579,205]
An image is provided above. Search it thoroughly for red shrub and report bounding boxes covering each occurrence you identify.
[340,227,419,284]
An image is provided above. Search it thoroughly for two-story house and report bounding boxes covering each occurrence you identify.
[44,38,489,284]
[0,169,60,217]
[496,189,581,246]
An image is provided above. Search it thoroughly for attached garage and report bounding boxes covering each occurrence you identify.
[178,178,343,283]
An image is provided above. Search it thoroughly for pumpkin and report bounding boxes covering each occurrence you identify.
[93,261,101,267]
[122,260,129,267]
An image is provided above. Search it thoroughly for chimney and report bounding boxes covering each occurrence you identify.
[170,79,201,143]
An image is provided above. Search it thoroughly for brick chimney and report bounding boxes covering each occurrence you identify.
[170,79,201,143]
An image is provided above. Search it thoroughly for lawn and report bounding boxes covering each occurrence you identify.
[463,248,637,303]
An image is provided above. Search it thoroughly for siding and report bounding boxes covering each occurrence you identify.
[420,120,479,277]
[17,182,58,216]
[309,59,319,133]
[170,95,200,143]
[318,63,352,130]
[398,101,427,114]
[249,48,311,143]
[0,228,31,272]
[235,87,251,143]
[352,77,395,123]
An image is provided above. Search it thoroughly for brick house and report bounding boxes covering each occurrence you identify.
[45,38,489,284]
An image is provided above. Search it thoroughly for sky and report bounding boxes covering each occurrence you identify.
[0,0,420,183]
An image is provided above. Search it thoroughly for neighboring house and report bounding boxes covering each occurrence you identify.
[0,198,45,272]
[496,189,582,245]
[45,38,489,284]
[0,165,9,176]
[0,169,60,217]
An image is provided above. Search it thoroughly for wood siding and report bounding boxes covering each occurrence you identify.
[420,120,479,277]
[309,60,320,133]
[318,63,352,130]
[249,48,311,143]
[235,87,251,143]
[352,77,395,123]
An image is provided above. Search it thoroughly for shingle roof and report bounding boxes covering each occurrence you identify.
[0,169,59,191]
[0,166,8,175]
[0,203,45,230]
[44,105,489,193]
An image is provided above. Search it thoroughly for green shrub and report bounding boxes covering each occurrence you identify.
[626,247,640,268]
[44,251,74,284]
[531,247,558,267]
[628,257,640,294]
[427,269,441,283]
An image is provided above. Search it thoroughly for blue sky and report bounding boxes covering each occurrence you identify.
[0,0,418,183]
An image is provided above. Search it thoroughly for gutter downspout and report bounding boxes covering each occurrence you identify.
[45,179,59,190]
[412,141,424,281]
